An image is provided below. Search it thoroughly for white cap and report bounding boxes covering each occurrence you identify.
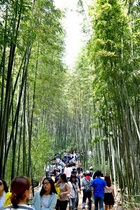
[85,170,90,174]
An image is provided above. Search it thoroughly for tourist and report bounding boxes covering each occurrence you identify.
[32,176,57,210]
[4,176,33,210]
[104,176,114,210]
[55,173,70,210]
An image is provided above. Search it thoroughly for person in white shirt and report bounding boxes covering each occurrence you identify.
[64,165,73,180]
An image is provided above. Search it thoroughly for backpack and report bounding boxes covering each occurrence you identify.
[84,178,92,192]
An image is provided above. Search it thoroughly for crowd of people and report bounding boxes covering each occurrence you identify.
[0,152,115,210]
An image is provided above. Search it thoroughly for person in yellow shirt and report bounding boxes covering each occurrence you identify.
[0,179,11,209]
[4,192,12,207]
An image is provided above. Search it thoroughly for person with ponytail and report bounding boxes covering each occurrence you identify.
[4,176,33,210]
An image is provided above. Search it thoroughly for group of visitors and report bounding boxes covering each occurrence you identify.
[47,165,114,210]
[49,151,81,176]
[0,163,114,210]
[82,169,114,210]
[0,176,58,210]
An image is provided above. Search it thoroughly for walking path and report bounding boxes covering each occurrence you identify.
[66,191,123,210]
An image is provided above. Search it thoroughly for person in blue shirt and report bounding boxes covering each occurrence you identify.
[92,170,111,210]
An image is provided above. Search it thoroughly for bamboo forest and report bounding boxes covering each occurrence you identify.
[0,0,140,209]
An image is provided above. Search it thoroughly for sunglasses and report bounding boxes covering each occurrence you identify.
[0,182,3,185]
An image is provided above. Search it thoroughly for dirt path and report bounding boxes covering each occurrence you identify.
[67,192,123,210]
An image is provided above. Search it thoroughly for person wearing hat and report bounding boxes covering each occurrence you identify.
[81,170,93,210]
